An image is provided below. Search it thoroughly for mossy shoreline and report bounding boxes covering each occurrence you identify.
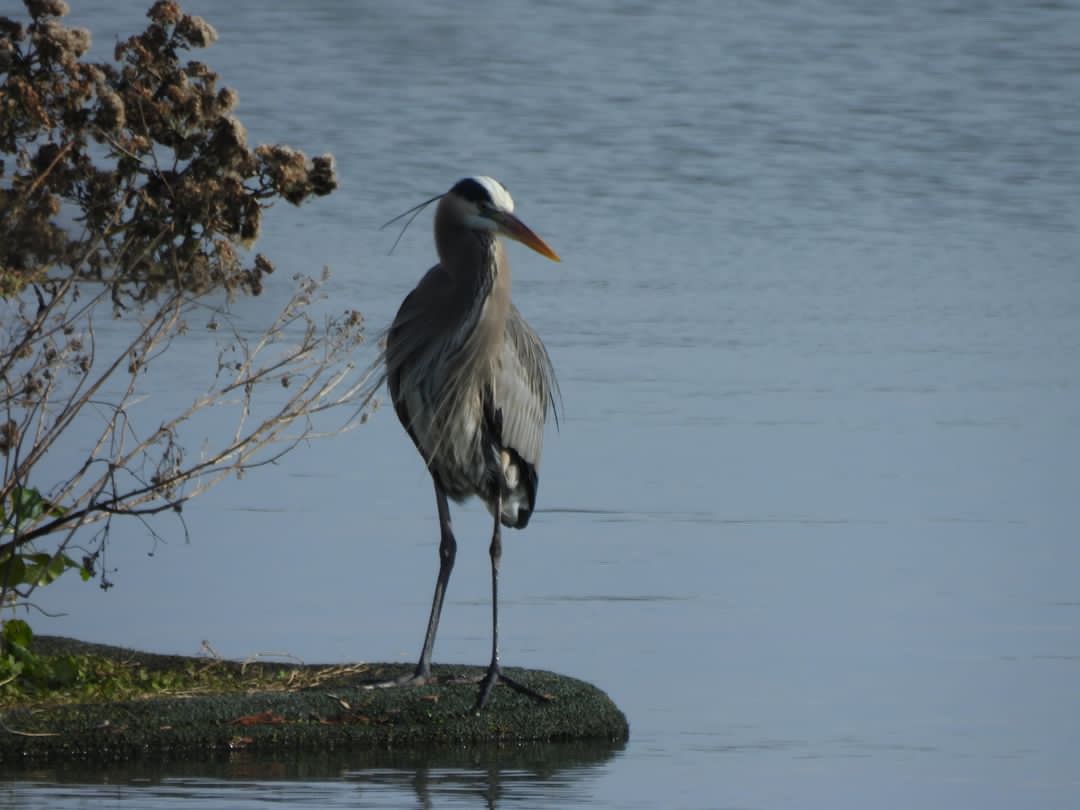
[0,637,629,764]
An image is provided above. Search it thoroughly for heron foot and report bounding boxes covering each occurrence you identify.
[362,668,437,691]
[474,663,553,712]
[364,666,479,691]
[394,670,434,687]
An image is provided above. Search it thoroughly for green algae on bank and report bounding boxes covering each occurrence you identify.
[0,637,629,763]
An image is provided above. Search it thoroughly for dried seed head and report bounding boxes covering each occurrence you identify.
[132,134,153,153]
[239,202,261,246]
[0,39,15,72]
[82,63,106,84]
[0,420,17,456]
[25,0,70,20]
[209,116,248,166]
[67,24,90,55]
[310,154,338,197]
[256,144,310,204]
[176,14,217,48]
[215,86,239,114]
[147,0,182,26]
[94,88,126,132]
[34,19,91,64]
[0,18,26,41]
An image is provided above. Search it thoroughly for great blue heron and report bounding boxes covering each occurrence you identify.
[382,176,560,710]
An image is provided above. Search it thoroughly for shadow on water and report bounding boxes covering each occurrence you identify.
[1,741,624,808]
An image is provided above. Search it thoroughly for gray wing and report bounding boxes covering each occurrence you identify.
[494,305,559,469]
[382,264,457,458]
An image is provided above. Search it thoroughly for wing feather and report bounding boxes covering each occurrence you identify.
[494,305,558,468]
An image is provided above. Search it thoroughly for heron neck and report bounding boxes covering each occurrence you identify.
[441,230,510,371]
[438,227,506,293]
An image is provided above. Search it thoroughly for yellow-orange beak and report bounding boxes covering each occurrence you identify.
[494,212,561,262]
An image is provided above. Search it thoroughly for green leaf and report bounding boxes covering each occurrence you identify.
[0,654,24,680]
[2,618,32,649]
[22,552,79,587]
[11,486,47,523]
[0,555,27,586]
[3,486,65,530]
[48,656,78,687]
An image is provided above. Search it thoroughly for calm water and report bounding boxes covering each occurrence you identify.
[5,0,1080,807]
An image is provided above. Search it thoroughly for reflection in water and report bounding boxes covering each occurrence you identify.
[343,744,621,809]
[1,742,622,809]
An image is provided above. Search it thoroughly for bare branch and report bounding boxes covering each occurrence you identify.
[0,3,369,621]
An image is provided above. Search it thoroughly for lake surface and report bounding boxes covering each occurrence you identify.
[5,0,1080,807]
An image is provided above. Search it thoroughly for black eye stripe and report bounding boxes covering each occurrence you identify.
[451,177,507,207]
[451,177,509,209]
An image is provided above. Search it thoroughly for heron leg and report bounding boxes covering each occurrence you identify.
[474,494,551,711]
[407,479,456,683]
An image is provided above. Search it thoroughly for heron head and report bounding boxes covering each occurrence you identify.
[447,176,560,262]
